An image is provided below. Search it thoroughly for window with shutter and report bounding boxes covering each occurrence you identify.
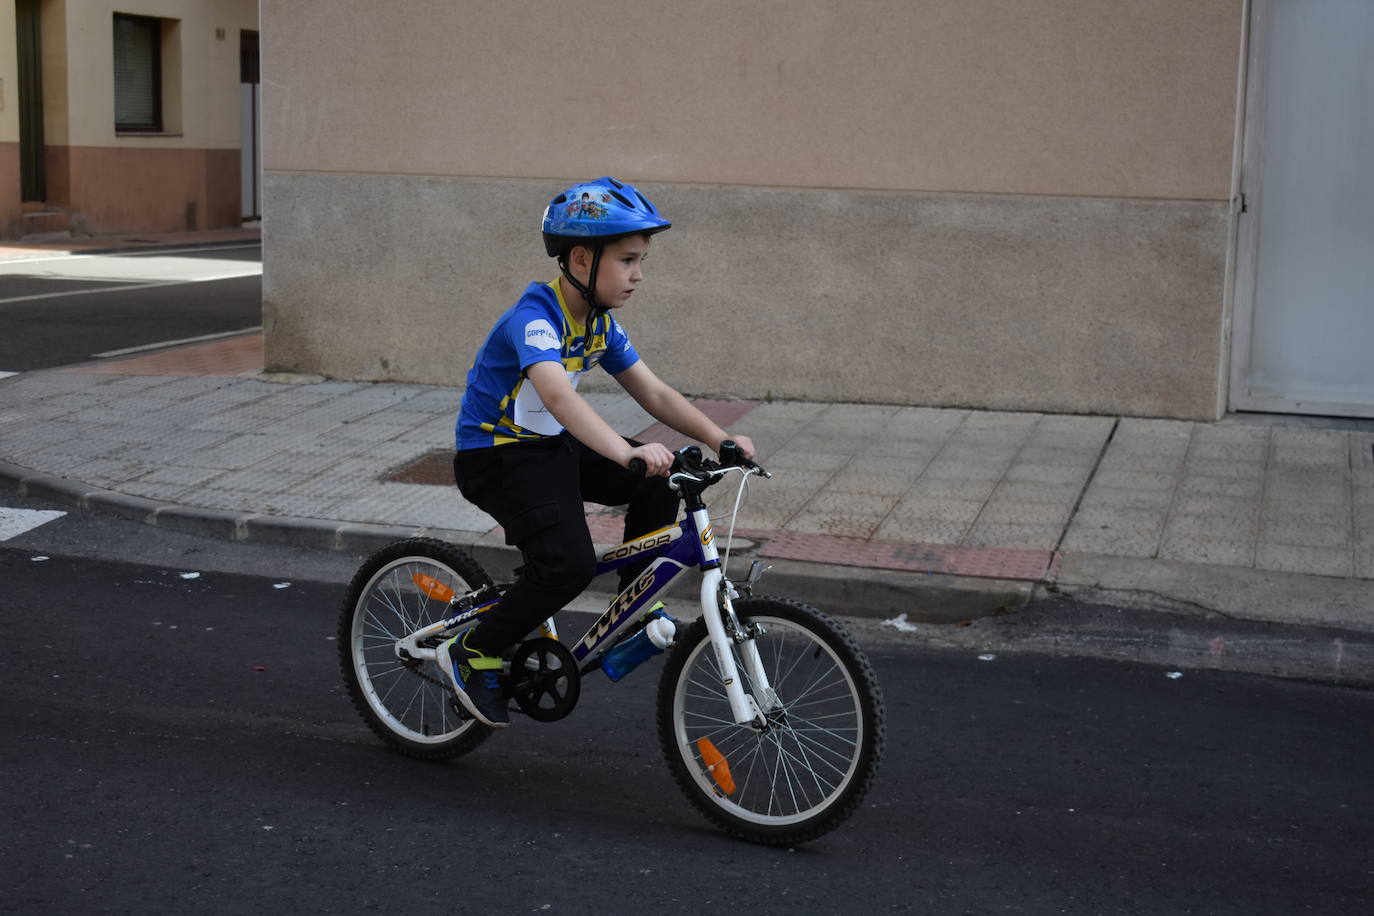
[114,14,162,132]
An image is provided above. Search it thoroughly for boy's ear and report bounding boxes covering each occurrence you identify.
[567,244,594,273]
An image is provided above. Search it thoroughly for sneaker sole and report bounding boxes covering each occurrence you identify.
[451,685,510,729]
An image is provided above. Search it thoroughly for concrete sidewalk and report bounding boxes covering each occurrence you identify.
[0,230,1370,649]
[2,330,1371,630]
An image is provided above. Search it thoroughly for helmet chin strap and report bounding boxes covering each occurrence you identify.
[558,244,607,326]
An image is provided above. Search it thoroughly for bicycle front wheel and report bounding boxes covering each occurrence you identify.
[656,597,884,846]
[339,537,494,759]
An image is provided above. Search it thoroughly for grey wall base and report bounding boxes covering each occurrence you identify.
[264,173,1228,419]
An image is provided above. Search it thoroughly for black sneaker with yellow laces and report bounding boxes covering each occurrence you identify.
[437,631,510,728]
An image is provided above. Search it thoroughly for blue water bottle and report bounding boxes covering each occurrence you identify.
[601,606,677,681]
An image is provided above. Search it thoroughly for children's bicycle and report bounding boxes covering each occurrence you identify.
[338,442,884,846]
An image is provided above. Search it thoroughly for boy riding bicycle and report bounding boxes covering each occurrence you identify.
[440,176,755,728]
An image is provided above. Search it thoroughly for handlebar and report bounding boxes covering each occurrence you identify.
[626,440,769,482]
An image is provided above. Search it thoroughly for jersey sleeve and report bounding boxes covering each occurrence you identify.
[599,315,641,375]
[506,300,567,373]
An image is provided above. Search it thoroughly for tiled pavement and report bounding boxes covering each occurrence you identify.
[2,332,1371,595]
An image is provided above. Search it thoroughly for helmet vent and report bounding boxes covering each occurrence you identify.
[635,191,655,214]
[607,190,635,209]
[607,177,624,189]
[552,194,567,205]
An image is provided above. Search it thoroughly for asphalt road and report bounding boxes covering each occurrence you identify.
[2,503,1371,914]
[0,245,262,373]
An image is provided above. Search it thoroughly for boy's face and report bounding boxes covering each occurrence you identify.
[570,234,651,310]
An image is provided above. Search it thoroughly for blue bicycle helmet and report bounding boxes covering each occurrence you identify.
[542,176,671,257]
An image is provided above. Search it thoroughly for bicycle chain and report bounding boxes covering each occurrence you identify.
[402,656,447,689]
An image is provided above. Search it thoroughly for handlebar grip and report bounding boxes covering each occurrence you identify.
[628,457,647,478]
[717,438,768,477]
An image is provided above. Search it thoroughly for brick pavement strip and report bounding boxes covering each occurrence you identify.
[63,334,264,377]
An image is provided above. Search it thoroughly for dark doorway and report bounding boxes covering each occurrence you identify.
[16,0,46,202]
[240,30,261,221]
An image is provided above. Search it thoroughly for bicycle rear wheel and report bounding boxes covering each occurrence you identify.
[339,537,494,759]
[656,597,884,846]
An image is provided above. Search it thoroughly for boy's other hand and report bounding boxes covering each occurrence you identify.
[726,435,757,461]
[627,442,674,477]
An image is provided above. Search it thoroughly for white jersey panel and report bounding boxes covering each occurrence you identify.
[511,369,583,437]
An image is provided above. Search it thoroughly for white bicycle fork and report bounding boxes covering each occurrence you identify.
[693,508,776,728]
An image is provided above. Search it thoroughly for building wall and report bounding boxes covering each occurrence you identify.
[28,0,256,234]
[263,0,1245,419]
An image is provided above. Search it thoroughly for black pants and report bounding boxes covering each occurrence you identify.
[452,433,679,654]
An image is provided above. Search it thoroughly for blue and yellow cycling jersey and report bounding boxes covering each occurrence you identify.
[455,279,640,449]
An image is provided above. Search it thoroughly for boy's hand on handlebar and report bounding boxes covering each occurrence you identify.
[726,435,757,462]
[626,443,674,478]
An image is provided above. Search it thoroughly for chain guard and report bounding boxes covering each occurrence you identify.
[507,637,581,722]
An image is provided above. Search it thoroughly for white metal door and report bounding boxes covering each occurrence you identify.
[1230,0,1374,417]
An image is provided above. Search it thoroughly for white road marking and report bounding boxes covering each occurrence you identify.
[0,371,18,379]
[0,280,184,305]
[0,250,262,306]
[0,272,262,306]
[94,327,262,358]
[0,507,66,541]
[0,243,260,266]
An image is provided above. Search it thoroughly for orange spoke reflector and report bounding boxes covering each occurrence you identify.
[696,738,736,795]
[412,573,455,603]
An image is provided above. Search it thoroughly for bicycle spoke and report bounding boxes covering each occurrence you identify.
[368,660,419,681]
[788,707,860,723]
[771,730,831,806]
[785,661,849,708]
[736,738,764,804]
[780,727,855,778]
[398,676,426,722]
[378,571,420,634]
[681,709,740,729]
[784,708,858,735]
[683,683,731,702]
[785,689,857,711]
[766,736,787,816]
[768,729,807,815]
[711,727,760,761]
[770,631,810,690]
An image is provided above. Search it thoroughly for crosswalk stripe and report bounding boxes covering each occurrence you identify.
[0,508,66,541]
